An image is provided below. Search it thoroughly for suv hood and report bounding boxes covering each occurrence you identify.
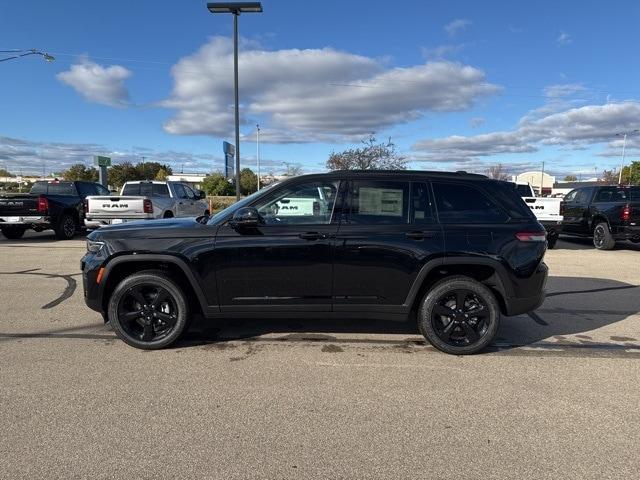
[88,217,213,241]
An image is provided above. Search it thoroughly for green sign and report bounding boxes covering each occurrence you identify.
[94,155,112,167]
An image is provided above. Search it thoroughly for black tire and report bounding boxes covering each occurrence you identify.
[108,270,189,350]
[547,234,558,249]
[163,211,174,218]
[1,226,27,239]
[593,222,615,250]
[54,214,77,240]
[417,276,500,355]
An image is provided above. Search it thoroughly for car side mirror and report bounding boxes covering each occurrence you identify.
[197,190,206,199]
[230,207,262,229]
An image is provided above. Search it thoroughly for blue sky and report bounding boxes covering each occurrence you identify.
[1,0,640,178]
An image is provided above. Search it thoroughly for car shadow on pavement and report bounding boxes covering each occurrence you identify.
[180,275,640,349]
[556,237,640,251]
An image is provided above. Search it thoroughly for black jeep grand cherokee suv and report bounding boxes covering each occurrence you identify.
[82,171,548,354]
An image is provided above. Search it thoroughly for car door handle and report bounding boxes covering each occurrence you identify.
[405,231,434,240]
[299,232,325,240]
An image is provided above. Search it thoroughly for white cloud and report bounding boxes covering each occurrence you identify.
[544,83,586,98]
[57,58,132,107]
[162,36,499,142]
[557,31,572,45]
[444,19,472,36]
[412,101,640,163]
[422,44,464,60]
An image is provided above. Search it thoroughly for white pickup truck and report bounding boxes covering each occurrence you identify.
[85,181,209,228]
[512,181,563,248]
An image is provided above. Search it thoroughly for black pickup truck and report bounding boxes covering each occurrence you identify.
[0,180,110,240]
[562,185,640,249]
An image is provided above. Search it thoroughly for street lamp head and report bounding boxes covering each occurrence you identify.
[207,2,263,14]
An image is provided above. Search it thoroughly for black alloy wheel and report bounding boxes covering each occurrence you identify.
[108,271,189,349]
[430,289,489,347]
[54,214,76,240]
[418,276,500,355]
[593,222,615,250]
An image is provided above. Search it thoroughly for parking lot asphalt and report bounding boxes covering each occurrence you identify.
[1,230,639,479]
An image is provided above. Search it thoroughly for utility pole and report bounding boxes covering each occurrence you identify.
[540,161,545,196]
[616,130,639,184]
[141,156,146,179]
[256,124,261,190]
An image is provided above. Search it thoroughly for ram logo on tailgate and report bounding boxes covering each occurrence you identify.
[1,201,24,206]
[102,203,129,208]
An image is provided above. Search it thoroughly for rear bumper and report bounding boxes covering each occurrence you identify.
[612,225,640,241]
[503,262,548,316]
[0,216,50,226]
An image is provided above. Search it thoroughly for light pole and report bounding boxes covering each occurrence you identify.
[256,124,261,190]
[207,2,263,200]
[616,129,639,184]
[0,48,55,63]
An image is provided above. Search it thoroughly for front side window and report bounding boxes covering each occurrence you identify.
[255,180,339,225]
[432,182,508,224]
[348,180,409,225]
[173,184,188,199]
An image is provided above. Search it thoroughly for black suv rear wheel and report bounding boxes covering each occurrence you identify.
[593,222,615,250]
[418,276,500,355]
[108,270,189,349]
[54,213,77,240]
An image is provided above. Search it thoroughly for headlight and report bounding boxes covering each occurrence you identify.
[86,239,105,253]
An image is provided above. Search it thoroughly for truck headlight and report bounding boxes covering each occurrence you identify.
[86,239,105,253]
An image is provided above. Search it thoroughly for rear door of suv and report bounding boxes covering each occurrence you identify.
[332,177,444,314]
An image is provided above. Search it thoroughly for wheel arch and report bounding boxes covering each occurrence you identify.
[405,258,512,316]
[99,254,209,316]
[590,215,610,232]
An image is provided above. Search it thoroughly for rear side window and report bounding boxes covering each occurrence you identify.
[152,184,170,197]
[348,180,409,225]
[30,182,76,196]
[411,182,435,224]
[76,183,98,197]
[432,182,508,224]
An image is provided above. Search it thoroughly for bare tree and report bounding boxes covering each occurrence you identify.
[326,135,407,171]
[600,169,618,185]
[484,164,510,180]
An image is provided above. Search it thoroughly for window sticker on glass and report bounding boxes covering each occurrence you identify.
[359,188,403,216]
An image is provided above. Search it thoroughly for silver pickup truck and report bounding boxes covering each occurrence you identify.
[85,181,209,228]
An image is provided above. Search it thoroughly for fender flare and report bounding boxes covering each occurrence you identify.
[99,253,211,313]
[403,256,514,307]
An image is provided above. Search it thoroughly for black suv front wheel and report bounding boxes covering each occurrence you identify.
[108,270,189,349]
[418,276,500,355]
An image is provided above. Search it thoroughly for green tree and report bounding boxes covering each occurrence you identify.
[155,168,169,181]
[621,161,640,185]
[326,135,407,171]
[61,164,99,182]
[108,162,142,189]
[137,162,172,180]
[0,168,14,177]
[563,175,578,181]
[239,168,258,195]
[201,173,234,196]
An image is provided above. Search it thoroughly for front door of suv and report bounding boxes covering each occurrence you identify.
[213,178,342,313]
[332,179,444,313]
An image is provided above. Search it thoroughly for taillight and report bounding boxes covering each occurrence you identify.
[83,198,88,212]
[516,231,547,242]
[143,199,153,214]
[621,204,631,222]
[37,195,48,213]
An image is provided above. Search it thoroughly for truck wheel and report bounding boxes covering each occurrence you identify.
[54,214,77,240]
[108,270,189,350]
[417,276,500,355]
[1,226,27,239]
[593,222,615,250]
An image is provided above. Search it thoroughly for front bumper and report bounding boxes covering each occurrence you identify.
[539,220,563,236]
